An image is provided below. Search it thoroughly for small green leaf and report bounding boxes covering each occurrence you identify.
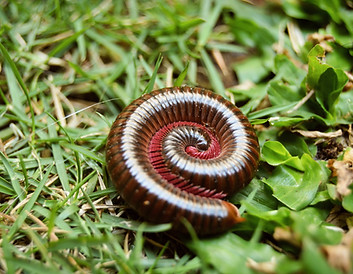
[262,141,291,163]
[306,44,348,119]
[317,67,348,114]
[342,193,353,213]
[261,141,303,170]
[307,45,330,90]
[277,132,314,157]
[335,89,353,124]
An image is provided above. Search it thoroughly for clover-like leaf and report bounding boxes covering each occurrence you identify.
[262,141,329,210]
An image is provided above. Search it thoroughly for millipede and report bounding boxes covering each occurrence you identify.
[105,86,260,235]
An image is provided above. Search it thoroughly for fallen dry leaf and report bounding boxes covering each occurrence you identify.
[326,205,353,229]
[273,227,301,247]
[292,129,342,139]
[322,228,353,273]
[307,32,334,52]
[330,149,353,198]
[247,257,276,274]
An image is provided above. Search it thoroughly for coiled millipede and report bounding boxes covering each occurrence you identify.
[106,86,259,235]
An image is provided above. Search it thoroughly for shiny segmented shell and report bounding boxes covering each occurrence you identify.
[106,86,259,235]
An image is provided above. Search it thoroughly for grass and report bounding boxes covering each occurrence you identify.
[1,0,353,273]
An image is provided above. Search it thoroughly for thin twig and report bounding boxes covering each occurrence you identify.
[287,89,315,114]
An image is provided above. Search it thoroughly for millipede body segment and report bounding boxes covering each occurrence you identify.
[106,86,260,235]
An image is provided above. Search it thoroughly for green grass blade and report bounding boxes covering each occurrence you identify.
[143,54,164,94]
[200,48,225,96]
[60,142,104,164]
[48,29,86,58]
[47,116,70,193]
[174,61,189,87]
[7,164,53,239]
[0,42,35,134]
[0,151,25,200]
[0,177,16,195]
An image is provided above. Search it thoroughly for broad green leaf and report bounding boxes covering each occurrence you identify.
[0,43,36,133]
[342,193,353,213]
[317,67,348,114]
[273,54,306,85]
[335,87,353,124]
[291,208,342,245]
[188,233,284,274]
[326,45,353,70]
[267,81,302,106]
[282,1,324,21]
[264,155,323,210]
[233,55,271,84]
[262,142,328,210]
[313,0,341,23]
[226,12,277,51]
[261,141,303,170]
[277,132,314,157]
[232,178,278,212]
[301,239,341,274]
[242,202,292,227]
[232,84,267,115]
[307,44,329,91]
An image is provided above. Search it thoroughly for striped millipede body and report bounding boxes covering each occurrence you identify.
[106,86,259,235]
